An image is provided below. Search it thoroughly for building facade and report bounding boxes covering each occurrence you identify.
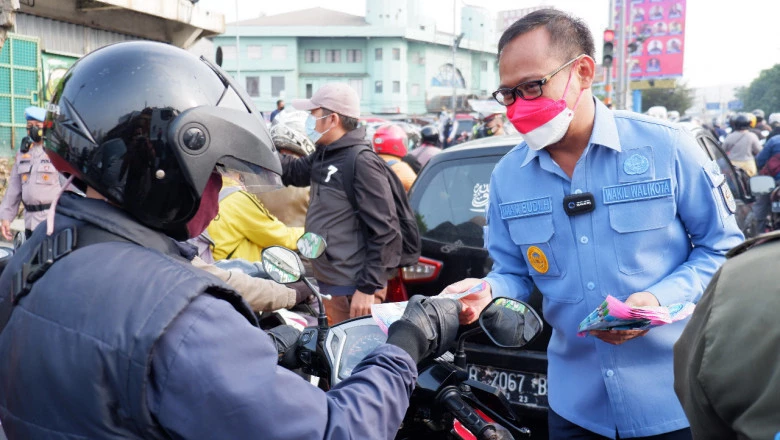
[212,1,499,115]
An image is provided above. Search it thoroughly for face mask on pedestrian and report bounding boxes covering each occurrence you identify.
[28,124,43,143]
[506,59,584,151]
[305,113,332,144]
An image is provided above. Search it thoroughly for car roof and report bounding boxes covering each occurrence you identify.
[423,134,523,168]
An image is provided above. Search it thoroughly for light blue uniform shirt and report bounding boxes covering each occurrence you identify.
[484,99,744,438]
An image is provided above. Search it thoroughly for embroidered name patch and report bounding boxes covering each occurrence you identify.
[500,197,552,219]
[602,178,672,205]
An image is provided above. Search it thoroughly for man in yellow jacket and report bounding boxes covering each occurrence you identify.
[208,176,304,261]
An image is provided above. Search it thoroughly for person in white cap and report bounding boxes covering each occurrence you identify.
[282,82,401,324]
[0,106,63,240]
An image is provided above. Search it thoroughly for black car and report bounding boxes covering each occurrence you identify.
[402,127,753,437]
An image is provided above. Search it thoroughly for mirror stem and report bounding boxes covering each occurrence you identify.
[454,327,483,369]
[302,276,330,340]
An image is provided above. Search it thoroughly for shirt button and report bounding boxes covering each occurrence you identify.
[580,236,589,244]
[574,189,583,194]
[606,370,614,377]
[587,282,596,290]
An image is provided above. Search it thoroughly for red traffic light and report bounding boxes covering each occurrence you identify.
[603,29,615,43]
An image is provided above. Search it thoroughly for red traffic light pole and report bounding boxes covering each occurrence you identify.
[603,28,615,107]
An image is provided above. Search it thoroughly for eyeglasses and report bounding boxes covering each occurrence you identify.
[492,55,582,106]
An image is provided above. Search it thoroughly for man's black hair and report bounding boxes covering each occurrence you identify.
[276,99,284,106]
[322,108,359,131]
[498,8,595,61]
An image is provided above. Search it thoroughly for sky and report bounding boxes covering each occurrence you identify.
[197,0,780,90]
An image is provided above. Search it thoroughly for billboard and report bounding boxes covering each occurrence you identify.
[615,0,686,80]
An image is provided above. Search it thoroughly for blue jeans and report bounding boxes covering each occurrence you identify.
[548,408,692,440]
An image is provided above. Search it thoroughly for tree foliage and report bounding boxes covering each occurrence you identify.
[640,82,694,113]
[735,64,780,114]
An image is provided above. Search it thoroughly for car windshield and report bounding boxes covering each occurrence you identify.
[413,156,498,248]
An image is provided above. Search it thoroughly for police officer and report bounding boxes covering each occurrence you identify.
[0,41,461,439]
[674,232,780,438]
[444,9,743,439]
[0,106,62,240]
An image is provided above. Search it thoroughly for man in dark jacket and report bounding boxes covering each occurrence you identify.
[284,82,400,324]
[0,42,460,439]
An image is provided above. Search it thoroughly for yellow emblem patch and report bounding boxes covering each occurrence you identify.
[526,246,549,274]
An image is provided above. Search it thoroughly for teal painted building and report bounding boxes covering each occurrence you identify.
[212,1,499,115]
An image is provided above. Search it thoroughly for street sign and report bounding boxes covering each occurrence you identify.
[630,79,676,90]
[705,102,721,110]
[727,100,743,110]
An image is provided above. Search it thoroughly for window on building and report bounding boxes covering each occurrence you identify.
[375,80,383,94]
[247,45,262,60]
[348,79,363,99]
[411,83,420,97]
[325,49,341,63]
[392,48,401,60]
[271,46,287,61]
[393,81,401,94]
[271,76,285,97]
[346,49,363,63]
[481,60,488,72]
[246,76,260,97]
[375,48,383,61]
[305,49,320,63]
[222,45,237,60]
[306,84,313,98]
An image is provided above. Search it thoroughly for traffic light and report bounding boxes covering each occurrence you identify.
[603,29,615,67]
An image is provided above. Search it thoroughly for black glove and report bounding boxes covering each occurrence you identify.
[289,280,312,305]
[266,325,301,370]
[386,295,461,363]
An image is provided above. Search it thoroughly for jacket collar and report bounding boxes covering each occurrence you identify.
[56,193,184,257]
[317,126,371,154]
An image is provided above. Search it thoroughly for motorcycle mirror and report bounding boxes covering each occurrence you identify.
[749,175,775,195]
[478,297,543,348]
[261,246,304,284]
[297,232,327,259]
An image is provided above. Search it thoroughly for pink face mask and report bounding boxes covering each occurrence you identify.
[506,62,584,151]
[186,172,223,238]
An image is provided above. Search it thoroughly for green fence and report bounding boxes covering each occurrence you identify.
[0,34,41,157]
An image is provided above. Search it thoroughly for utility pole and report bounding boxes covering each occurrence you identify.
[0,0,20,54]
[605,0,616,108]
[451,0,456,113]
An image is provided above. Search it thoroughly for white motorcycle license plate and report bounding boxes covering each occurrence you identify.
[467,364,548,409]
[772,201,780,213]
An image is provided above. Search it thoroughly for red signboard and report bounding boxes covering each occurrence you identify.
[615,0,686,79]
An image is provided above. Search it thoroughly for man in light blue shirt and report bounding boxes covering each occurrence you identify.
[446,9,744,439]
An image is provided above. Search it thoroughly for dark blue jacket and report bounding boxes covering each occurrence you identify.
[0,193,417,439]
[756,136,780,180]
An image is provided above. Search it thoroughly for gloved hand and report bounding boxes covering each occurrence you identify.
[266,325,301,370]
[289,280,312,305]
[386,295,461,363]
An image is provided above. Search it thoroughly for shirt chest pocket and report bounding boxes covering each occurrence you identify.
[17,162,32,183]
[608,196,676,275]
[506,213,565,278]
[34,163,58,185]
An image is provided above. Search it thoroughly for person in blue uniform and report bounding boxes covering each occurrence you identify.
[445,9,743,439]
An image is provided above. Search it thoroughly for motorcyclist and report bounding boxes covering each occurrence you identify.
[0,41,462,439]
[749,132,780,233]
[766,112,780,142]
[372,124,417,192]
[723,112,761,176]
[751,108,771,140]
[408,124,443,169]
[255,110,315,227]
[472,113,506,139]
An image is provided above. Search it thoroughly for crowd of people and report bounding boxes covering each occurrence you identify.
[0,7,777,440]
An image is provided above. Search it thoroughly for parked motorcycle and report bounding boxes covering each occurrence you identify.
[261,242,544,440]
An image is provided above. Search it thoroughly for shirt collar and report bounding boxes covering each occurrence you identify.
[520,98,621,168]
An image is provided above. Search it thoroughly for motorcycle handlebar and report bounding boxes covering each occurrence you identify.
[439,388,514,440]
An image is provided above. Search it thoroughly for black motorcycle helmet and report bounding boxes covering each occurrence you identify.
[732,113,752,130]
[45,41,282,240]
[420,125,440,146]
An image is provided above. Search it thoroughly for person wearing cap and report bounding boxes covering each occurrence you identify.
[0,106,63,240]
[281,82,401,324]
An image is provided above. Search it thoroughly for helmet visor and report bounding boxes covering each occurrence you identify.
[216,155,282,193]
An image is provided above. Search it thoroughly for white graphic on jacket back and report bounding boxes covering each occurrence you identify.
[325,165,338,183]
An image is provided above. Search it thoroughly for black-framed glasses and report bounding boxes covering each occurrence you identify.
[492,55,583,106]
